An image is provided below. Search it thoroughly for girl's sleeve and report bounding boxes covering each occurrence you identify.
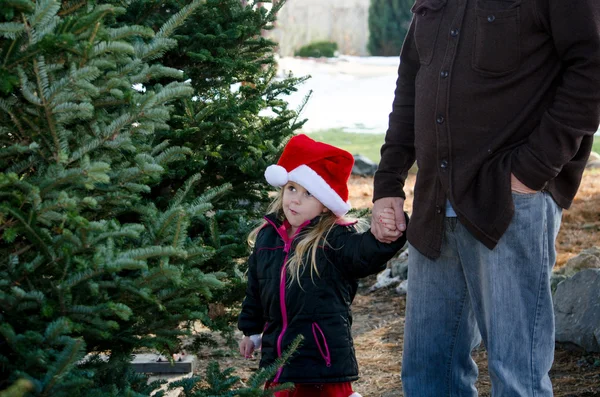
[237,248,265,336]
[330,213,409,279]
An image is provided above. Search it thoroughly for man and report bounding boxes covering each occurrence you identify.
[370,0,600,395]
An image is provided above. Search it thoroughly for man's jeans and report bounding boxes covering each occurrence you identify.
[401,192,562,397]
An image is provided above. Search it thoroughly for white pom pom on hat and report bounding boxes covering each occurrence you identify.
[265,134,354,217]
[264,164,289,187]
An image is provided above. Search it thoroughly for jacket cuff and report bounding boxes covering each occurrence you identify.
[249,334,262,349]
[372,171,406,202]
[510,144,558,191]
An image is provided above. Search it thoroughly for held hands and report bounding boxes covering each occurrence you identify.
[371,197,406,243]
[239,336,255,359]
[379,208,399,232]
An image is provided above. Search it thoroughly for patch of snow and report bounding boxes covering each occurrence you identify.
[275,56,400,134]
[368,268,401,292]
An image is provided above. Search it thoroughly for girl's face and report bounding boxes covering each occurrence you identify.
[282,182,328,232]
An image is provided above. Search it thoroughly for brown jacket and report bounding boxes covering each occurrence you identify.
[374,0,600,259]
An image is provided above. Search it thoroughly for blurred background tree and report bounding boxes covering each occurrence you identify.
[368,0,413,56]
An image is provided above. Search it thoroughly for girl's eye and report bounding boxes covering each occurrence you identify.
[287,185,296,192]
[305,191,312,197]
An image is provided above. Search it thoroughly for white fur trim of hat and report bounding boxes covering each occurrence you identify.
[264,164,351,217]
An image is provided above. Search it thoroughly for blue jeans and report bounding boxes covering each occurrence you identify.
[401,192,562,397]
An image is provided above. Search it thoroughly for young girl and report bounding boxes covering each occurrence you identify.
[238,134,407,397]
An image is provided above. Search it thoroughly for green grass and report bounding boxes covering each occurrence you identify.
[309,130,600,164]
[306,129,385,163]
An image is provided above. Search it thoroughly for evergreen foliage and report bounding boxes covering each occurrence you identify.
[121,0,307,342]
[169,335,302,397]
[294,41,338,58]
[367,0,413,56]
[0,0,304,394]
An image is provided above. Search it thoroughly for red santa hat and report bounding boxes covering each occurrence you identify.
[265,134,354,216]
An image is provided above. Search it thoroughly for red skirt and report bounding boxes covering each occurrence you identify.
[265,381,356,397]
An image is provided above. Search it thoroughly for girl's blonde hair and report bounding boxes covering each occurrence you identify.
[248,187,357,287]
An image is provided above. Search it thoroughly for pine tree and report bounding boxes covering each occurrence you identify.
[121,0,308,343]
[1,0,304,394]
[0,1,239,394]
[170,336,302,397]
[367,0,414,56]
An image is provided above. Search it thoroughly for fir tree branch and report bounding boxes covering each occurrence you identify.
[172,212,184,248]
[32,57,61,163]
[58,1,87,16]
[41,338,85,395]
[2,37,18,67]
[155,0,206,39]
[0,98,25,139]
[2,206,54,260]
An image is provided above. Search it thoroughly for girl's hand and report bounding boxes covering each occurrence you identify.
[378,208,401,237]
[371,198,405,243]
[379,208,398,231]
[239,336,255,358]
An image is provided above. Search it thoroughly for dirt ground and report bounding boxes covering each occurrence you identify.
[198,170,600,396]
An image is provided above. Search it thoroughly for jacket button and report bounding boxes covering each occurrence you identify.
[450,28,459,37]
[436,115,445,124]
[440,160,448,169]
[487,15,496,22]
[421,9,427,16]
[440,70,449,78]
[436,206,442,214]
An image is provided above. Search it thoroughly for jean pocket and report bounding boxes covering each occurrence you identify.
[472,1,521,76]
[411,0,447,65]
[511,190,540,199]
[311,322,332,367]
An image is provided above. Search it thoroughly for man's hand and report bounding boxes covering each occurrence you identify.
[511,173,538,194]
[239,336,255,359]
[371,197,406,243]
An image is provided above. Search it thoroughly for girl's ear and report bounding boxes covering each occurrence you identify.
[322,207,330,213]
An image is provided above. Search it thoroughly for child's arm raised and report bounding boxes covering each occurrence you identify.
[329,212,409,279]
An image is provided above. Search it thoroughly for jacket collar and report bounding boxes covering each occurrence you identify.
[263,212,322,243]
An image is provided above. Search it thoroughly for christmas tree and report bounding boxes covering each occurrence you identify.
[121,0,308,341]
[0,0,301,394]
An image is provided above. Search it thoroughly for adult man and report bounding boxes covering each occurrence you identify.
[370,0,600,395]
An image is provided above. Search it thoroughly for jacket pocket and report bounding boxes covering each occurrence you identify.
[312,322,331,367]
[472,0,521,76]
[411,0,447,65]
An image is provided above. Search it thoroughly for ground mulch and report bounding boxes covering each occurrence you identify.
[196,170,600,396]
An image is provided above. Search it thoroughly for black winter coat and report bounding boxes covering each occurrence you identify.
[238,213,406,384]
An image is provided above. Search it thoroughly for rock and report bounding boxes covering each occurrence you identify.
[552,247,600,294]
[352,154,378,176]
[396,279,408,295]
[555,247,600,278]
[368,268,400,292]
[588,151,600,162]
[550,273,569,295]
[587,160,600,169]
[554,269,600,353]
[586,151,600,169]
[389,249,409,280]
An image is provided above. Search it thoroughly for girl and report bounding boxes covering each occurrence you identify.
[238,134,407,397]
